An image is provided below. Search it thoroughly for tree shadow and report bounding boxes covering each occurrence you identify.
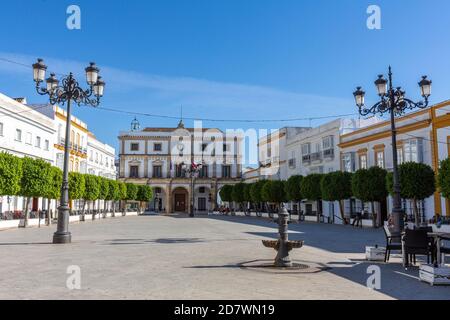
[0,242,52,246]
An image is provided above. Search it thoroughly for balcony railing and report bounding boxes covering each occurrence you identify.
[302,154,311,164]
[323,148,334,159]
[58,139,87,155]
[311,152,322,162]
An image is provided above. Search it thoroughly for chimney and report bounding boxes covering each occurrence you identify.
[13,97,27,104]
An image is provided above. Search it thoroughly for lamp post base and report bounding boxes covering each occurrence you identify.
[53,232,72,244]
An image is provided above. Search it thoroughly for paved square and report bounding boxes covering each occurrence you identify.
[0,215,449,300]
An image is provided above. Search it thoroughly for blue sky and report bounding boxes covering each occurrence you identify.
[1,0,450,153]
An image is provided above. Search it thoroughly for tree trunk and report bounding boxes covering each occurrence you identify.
[371,202,377,228]
[413,198,420,227]
[111,201,115,217]
[316,200,321,223]
[92,201,96,220]
[46,198,51,226]
[339,200,347,225]
[23,197,30,228]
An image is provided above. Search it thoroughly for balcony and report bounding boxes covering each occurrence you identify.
[310,152,322,162]
[302,154,311,164]
[323,148,335,159]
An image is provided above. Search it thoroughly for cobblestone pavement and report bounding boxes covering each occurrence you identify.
[0,214,448,300]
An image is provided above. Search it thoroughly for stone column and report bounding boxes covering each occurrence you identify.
[166,183,172,214]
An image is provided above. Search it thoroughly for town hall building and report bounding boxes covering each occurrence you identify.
[118,119,243,214]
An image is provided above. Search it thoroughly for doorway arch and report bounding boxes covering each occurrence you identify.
[172,187,189,213]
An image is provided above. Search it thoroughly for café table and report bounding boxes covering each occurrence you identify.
[428,232,450,266]
[401,231,450,268]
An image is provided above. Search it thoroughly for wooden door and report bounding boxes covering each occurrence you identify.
[174,194,186,212]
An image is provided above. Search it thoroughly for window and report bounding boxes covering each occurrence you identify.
[76,133,80,147]
[153,165,162,178]
[15,129,22,141]
[200,165,209,178]
[342,153,355,172]
[201,143,208,151]
[44,140,49,151]
[155,187,162,194]
[222,165,231,178]
[359,154,368,169]
[404,138,423,163]
[131,143,139,151]
[223,144,230,152]
[199,187,206,193]
[90,151,93,161]
[176,164,184,178]
[130,166,139,178]
[25,132,32,145]
[301,143,310,155]
[322,136,334,150]
[95,152,99,163]
[154,143,162,151]
[0,122,3,136]
[35,136,41,148]
[376,151,385,168]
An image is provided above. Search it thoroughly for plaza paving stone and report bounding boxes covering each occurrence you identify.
[0,214,449,300]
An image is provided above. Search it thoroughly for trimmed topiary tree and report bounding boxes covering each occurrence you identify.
[83,174,101,219]
[387,162,435,226]
[69,172,86,219]
[19,157,52,227]
[107,179,120,217]
[137,185,153,213]
[250,180,267,214]
[0,152,23,197]
[243,183,253,215]
[43,166,62,225]
[352,167,388,227]
[231,183,246,212]
[219,184,233,210]
[321,171,353,224]
[438,158,450,201]
[125,183,138,212]
[300,174,323,222]
[261,180,287,211]
[118,181,128,214]
[97,177,110,217]
[285,175,303,214]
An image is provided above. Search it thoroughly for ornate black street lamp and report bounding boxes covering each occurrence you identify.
[32,59,105,244]
[182,162,203,217]
[353,66,431,234]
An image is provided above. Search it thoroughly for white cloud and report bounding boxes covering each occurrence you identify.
[0,52,353,119]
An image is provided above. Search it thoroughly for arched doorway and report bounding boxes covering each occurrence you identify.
[172,187,189,213]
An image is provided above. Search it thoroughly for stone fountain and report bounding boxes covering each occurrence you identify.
[262,206,304,267]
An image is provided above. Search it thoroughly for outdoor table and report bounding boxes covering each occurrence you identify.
[401,231,450,267]
[428,232,450,266]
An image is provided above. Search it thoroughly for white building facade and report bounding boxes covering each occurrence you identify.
[118,120,243,214]
[339,101,450,224]
[87,132,116,179]
[258,127,310,181]
[284,119,377,221]
[0,94,56,216]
